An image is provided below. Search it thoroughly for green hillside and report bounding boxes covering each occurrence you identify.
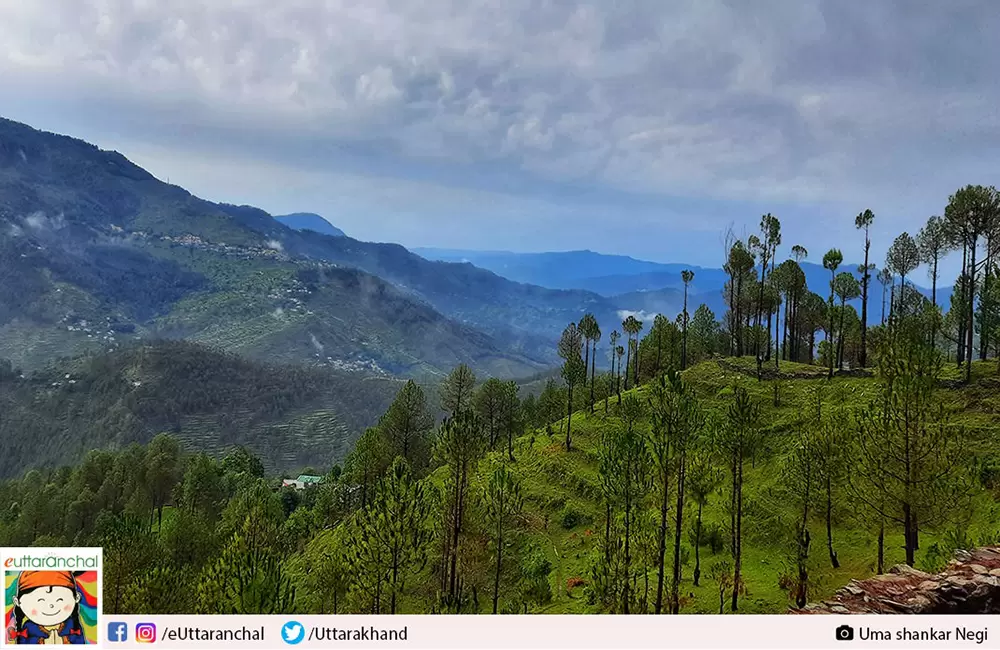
[485,359,999,613]
[0,340,403,478]
[1,352,996,614]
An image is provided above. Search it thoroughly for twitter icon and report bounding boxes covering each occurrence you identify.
[282,621,306,645]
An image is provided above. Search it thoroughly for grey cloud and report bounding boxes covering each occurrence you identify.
[1,0,998,227]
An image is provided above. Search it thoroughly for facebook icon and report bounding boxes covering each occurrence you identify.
[108,622,128,643]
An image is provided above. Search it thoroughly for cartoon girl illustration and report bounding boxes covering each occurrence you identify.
[9,571,87,645]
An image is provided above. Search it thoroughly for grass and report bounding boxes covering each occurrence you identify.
[437,358,1000,614]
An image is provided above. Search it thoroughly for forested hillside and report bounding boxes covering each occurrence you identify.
[0,341,402,478]
[1,346,996,614]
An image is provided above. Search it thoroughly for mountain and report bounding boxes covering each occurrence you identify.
[0,116,575,377]
[413,248,676,288]
[0,341,402,478]
[274,212,345,237]
[207,205,621,356]
[416,247,953,326]
[0,117,630,373]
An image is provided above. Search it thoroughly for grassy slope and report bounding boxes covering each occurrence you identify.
[444,358,1000,614]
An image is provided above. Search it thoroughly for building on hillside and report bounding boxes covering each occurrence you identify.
[281,474,324,490]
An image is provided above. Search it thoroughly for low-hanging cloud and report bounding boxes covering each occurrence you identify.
[23,211,66,232]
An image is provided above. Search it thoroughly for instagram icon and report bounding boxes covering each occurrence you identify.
[136,623,157,643]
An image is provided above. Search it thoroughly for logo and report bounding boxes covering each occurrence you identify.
[281,621,306,645]
[108,622,128,643]
[136,623,157,643]
[3,547,103,645]
[836,625,855,642]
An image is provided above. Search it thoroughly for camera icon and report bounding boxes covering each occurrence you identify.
[835,625,855,641]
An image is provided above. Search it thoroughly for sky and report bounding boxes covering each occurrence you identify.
[1,0,998,279]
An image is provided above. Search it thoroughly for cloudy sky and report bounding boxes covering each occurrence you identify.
[1,0,998,276]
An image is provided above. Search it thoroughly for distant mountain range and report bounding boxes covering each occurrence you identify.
[415,248,952,325]
[275,212,346,237]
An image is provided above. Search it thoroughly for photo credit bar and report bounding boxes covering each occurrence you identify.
[89,615,996,649]
[1,547,103,648]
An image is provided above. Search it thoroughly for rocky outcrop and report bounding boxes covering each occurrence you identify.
[794,548,1000,614]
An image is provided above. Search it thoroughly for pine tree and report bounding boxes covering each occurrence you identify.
[441,364,477,418]
[558,323,587,452]
[378,380,434,471]
[434,411,487,602]
[482,464,524,614]
[348,458,433,614]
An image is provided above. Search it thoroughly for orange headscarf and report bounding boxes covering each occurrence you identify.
[16,571,78,594]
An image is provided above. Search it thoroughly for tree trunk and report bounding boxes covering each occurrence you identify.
[959,243,968,368]
[565,383,573,452]
[654,472,670,615]
[860,238,870,367]
[589,340,597,413]
[931,255,939,349]
[634,341,640,387]
[903,502,915,566]
[615,354,622,406]
[731,462,743,612]
[877,520,885,574]
[782,295,790,361]
[391,559,399,614]
[729,459,737,560]
[837,298,847,370]
[623,477,632,615]
[981,245,993,360]
[827,274,836,379]
[795,528,810,609]
[967,237,978,383]
[754,264,765,358]
[624,336,632,391]
[889,280,896,326]
[880,280,887,325]
[682,286,689,370]
[492,520,503,614]
[736,276,744,357]
[826,476,839,568]
[775,299,781,370]
[670,455,686,614]
[448,463,469,600]
[693,502,703,587]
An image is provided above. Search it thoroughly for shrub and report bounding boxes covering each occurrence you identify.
[521,547,552,579]
[560,503,588,529]
[919,542,949,574]
[701,522,726,554]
